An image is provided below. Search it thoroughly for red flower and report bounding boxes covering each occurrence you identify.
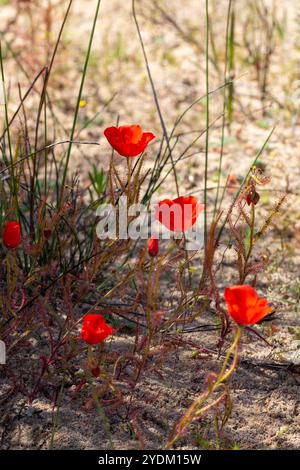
[81,313,113,345]
[2,220,21,249]
[224,285,272,325]
[148,235,159,257]
[155,196,204,232]
[104,124,155,157]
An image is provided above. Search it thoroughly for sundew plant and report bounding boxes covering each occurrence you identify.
[0,0,299,453]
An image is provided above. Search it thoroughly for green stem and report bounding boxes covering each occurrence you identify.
[165,326,241,449]
[60,0,102,204]
[213,0,233,218]
[49,375,65,449]
[242,202,255,283]
[216,127,275,245]
[0,41,19,217]
[204,0,210,252]
[87,345,94,364]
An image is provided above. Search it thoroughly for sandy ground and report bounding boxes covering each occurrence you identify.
[0,237,299,450]
[0,0,299,450]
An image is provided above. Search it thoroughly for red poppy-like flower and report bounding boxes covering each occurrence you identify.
[2,220,21,249]
[81,313,113,345]
[104,124,156,157]
[155,196,204,232]
[224,284,272,325]
[148,235,159,257]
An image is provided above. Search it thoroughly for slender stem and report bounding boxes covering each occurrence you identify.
[213,0,233,217]
[0,41,16,212]
[0,140,101,176]
[216,126,275,245]
[60,0,102,203]
[132,0,180,198]
[204,0,210,252]
[87,345,94,364]
[49,375,65,449]
[242,202,255,283]
[216,326,241,384]
[165,326,241,448]
[127,157,133,202]
[92,388,114,449]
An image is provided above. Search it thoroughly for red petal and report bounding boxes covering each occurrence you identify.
[120,125,142,144]
[148,235,159,257]
[104,125,155,157]
[2,220,21,249]
[224,285,272,325]
[156,196,201,232]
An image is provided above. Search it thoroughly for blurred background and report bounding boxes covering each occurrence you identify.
[0,0,299,245]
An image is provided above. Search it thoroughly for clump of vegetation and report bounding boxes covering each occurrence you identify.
[0,0,298,451]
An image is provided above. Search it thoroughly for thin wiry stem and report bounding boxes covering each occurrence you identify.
[0,140,101,177]
[60,0,102,204]
[204,0,210,252]
[132,0,180,198]
[213,0,233,217]
[0,42,14,178]
[216,126,275,244]
[0,67,48,142]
